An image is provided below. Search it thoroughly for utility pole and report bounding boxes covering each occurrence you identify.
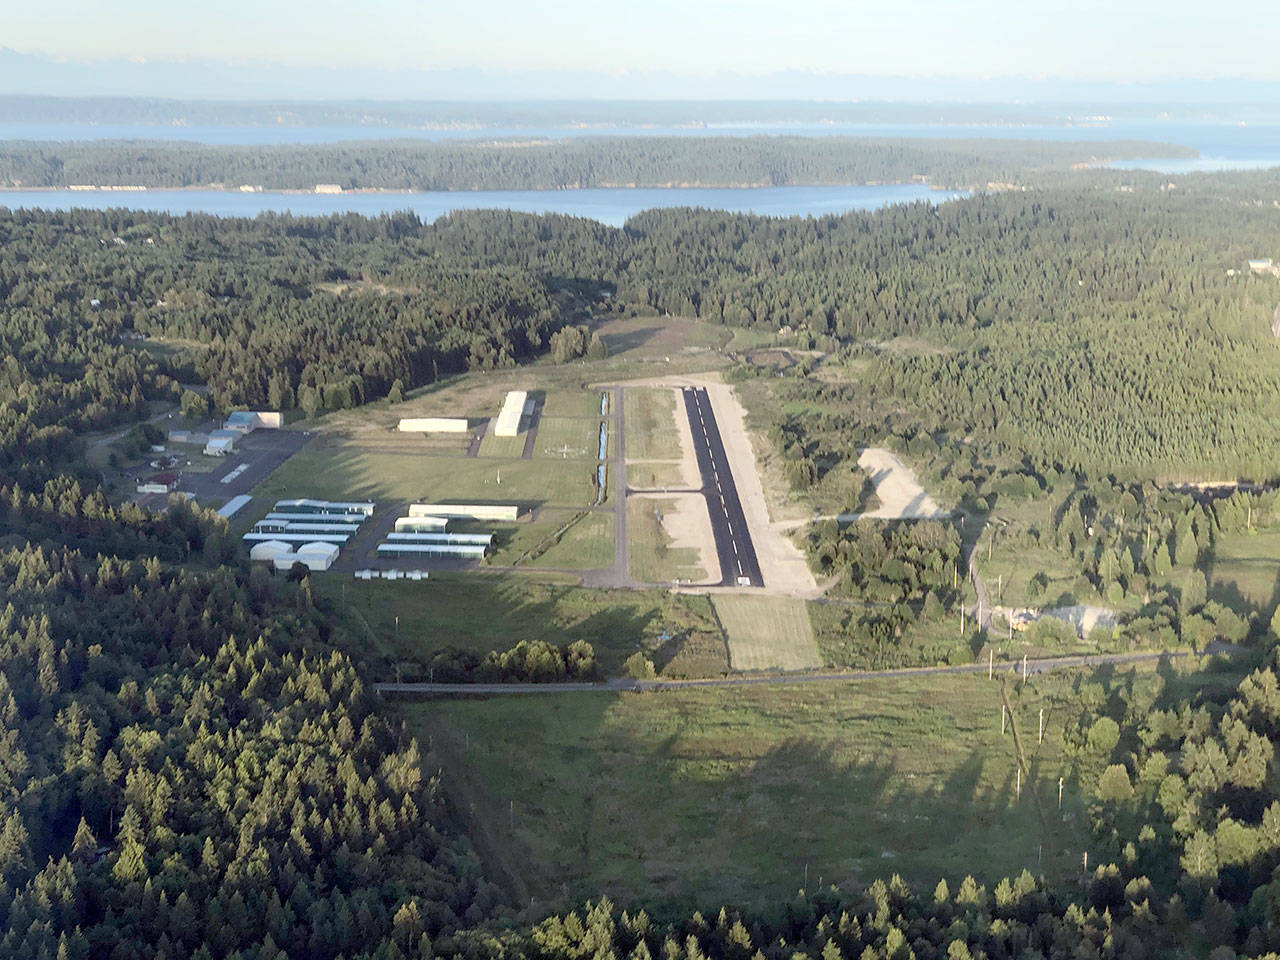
[1058,777,1064,808]
[988,648,993,679]
[1001,705,1006,736]
[1016,767,1021,800]
[1022,654,1028,683]
[1038,708,1044,744]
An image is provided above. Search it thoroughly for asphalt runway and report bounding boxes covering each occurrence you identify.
[681,386,763,587]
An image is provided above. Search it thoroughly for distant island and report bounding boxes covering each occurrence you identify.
[0,135,1197,192]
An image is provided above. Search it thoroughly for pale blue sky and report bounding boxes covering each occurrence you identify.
[5,0,1274,80]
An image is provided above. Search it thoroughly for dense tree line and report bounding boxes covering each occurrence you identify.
[0,208,584,416]
[0,136,1192,191]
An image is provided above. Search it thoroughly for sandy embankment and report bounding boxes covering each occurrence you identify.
[855,448,951,520]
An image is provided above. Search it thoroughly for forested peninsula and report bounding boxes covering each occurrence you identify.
[0,136,1195,191]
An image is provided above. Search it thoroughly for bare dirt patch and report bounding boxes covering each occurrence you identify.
[628,493,720,585]
[855,449,951,520]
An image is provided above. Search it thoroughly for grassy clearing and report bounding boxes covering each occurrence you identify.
[624,388,681,460]
[528,511,615,570]
[597,316,731,360]
[627,462,688,490]
[478,432,528,459]
[712,595,820,671]
[405,667,1164,912]
[318,574,718,677]
[628,497,707,583]
[256,439,596,506]
[543,388,607,419]
[1208,528,1280,614]
[537,417,602,460]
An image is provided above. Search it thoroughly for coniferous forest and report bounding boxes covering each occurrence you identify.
[0,136,1194,191]
[4,176,1280,958]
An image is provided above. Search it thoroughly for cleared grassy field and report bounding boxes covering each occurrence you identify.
[478,432,528,459]
[627,461,688,490]
[1208,528,1280,614]
[712,595,821,670]
[257,440,596,507]
[528,510,615,570]
[624,387,681,460]
[628,497,707,583]
[537,417,602,460]
[318,574,717,676]
[543,388,608,419]
[405,668,1138,911]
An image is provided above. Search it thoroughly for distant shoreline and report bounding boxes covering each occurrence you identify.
[0,181,970,195]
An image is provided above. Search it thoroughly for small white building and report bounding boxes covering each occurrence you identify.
[205,429,238,457]
[398,417,469,433]
[494,390,528,437]
[409,502,519,522]
[249,540,294,563]
[294,541,340,571]
[224,411,283,434]
[217,494,253,519]
[394,516,449,533]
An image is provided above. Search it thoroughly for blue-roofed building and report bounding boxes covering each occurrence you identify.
[224,411,258,433]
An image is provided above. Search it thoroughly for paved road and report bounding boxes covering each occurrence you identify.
[682,386,763,587]
[465,421,487,458]
[375,648,1194,697]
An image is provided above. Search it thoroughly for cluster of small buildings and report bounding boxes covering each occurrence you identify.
[205,411,283,457]
[353,569,429,581]
[374,503,517,561]
[244,499,375,572]
[136,471,179,495]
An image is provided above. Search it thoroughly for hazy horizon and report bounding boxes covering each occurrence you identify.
[3,47,1280,108]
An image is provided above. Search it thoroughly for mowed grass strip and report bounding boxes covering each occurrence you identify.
[257,439,595,506]
[627,461,687,490]
[543,388,608,419]
[404,670,1112,911]
[528,511,615,570]
[712,594,821,671]
[628,497,706,583]
[537,417,602,460]
[624,387,681,460]
[478,431,528,459]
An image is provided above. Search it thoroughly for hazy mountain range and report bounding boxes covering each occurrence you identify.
[3,47,1280,122]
